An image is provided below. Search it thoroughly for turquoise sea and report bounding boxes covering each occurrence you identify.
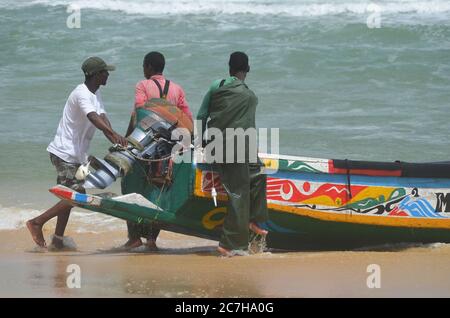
[0,0,450,216]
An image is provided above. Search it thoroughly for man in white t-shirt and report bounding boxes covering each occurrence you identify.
[26,56,128,249]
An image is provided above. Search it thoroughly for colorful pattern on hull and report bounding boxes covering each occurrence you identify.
[197,156,450,226]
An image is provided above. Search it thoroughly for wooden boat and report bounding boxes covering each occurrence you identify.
[50,152,450,250]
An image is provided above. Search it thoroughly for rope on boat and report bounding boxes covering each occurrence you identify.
[153,181,167,222]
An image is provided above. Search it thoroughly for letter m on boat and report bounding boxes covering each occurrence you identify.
[435,193,450,212]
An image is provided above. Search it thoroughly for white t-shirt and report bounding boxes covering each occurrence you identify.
[47,83,106,164]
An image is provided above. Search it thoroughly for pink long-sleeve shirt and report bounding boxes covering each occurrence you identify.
[134,74,193,119]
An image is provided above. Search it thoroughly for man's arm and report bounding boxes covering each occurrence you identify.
[125,81,147,137]
[100,113,112,128]
[197,89,211,121]
[197,79,223,137]
[125,113,136,137]
[134,81,148,108]
[197,89,212,138]
[177,89,193,120]
[87,112,128,147]
[197,79,227,120]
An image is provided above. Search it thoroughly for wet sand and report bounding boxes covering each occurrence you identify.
[1,223,450,298]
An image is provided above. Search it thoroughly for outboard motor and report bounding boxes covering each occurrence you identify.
[84,99,193,189]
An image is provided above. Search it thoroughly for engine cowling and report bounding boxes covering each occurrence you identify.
[83,99,193,189]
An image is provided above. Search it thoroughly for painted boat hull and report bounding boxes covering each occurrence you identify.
[50,153,450,250]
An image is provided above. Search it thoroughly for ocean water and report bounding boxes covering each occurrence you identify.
[0,0,450,227]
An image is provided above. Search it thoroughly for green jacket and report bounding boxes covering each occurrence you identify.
[199,78,258,163]
[208,79,258,132]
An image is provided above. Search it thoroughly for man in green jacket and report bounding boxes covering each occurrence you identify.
[197,52,268,257]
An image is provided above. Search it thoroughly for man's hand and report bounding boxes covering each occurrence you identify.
[105,130,128,147]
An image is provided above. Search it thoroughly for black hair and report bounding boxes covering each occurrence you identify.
[229,51,250,73]
[143,51,165,73]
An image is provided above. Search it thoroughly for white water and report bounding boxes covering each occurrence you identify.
[1,0,449,18]
[0,204,124,232]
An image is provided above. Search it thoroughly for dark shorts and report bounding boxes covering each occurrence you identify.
[50,153,85,192]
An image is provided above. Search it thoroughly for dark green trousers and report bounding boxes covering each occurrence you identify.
[217,161,268,251]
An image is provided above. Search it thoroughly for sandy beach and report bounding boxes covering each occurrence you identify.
[1,221,450,298]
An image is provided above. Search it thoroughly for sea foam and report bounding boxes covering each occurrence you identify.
[0,204,124,232]
[3,0,450,18]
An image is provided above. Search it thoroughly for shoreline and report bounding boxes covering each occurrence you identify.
[1,227,450,297]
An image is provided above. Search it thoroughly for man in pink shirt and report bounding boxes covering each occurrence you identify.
[123,51,192,251]
[126,51,192,136]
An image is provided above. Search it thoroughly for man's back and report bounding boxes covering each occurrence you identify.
[208,79,258,132]
[134,74,192,119]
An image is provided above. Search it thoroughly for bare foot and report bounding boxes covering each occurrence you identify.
[26,220,46,248]
[217,246,249,257]
[144,240,158,251]
[249,222,268,236]
[51,236,64,249]
[217,246,232,257]
[121,238,143,251]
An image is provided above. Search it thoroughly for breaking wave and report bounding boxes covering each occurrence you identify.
[2,0,450,18]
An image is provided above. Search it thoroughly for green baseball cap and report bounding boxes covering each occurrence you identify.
[81,56,116,76]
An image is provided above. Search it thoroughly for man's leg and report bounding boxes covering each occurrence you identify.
[218,163,251,252]
[50,185,85,249]
[249,161,269,233]
[54,208,71,237]
[144,223,160,250]
[27,153,86,249]
[27,200,73,247]
[122,222,159,250]
[122,221,144,249]
[51,207,73,249]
